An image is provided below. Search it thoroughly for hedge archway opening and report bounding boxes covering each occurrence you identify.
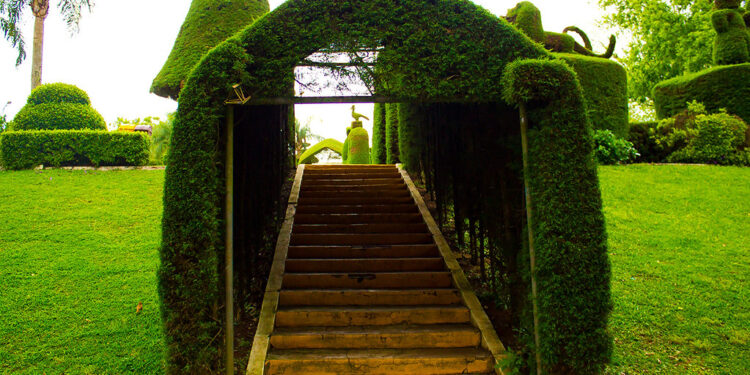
[161,1,612,373]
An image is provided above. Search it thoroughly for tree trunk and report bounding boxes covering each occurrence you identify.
[31,0,49,90]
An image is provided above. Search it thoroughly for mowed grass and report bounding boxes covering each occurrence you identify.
[600,165,749,374]
[0,170,165,374]
[0,166,748,374]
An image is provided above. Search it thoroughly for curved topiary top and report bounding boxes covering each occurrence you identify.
[27,83,91,105]
[150,0,270,99]
[11,83,105,131]
[298,138,343,164]
[506,1,546,44]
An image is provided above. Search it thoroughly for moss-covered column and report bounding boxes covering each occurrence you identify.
[385,103,400,164]
[371,103,387,164]
[502,59,612,374]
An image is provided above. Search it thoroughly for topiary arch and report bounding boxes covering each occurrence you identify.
[297,138,344,164]
[161,1,611,373]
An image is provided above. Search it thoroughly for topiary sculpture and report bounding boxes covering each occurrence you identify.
[346,127,371,164]
[11,83,106,131]
[506,2,616,59]
[712,0,750,65]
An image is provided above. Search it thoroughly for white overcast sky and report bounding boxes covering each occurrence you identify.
[0,0,614,141]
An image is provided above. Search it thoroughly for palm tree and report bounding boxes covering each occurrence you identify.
[295,118,323,159]
[1,0,93,89]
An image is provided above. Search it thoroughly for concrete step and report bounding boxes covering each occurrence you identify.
[295,204,418,215]
[274,305,471,327]
[265,347,493,374]
[299,189,410,198]
[292,223,428,234]
[284,258,444,273]
[289,233,432,246]
[297,196,414,205]
[269,324,480,349]
[294,213,423,224]
[283,271,453,289]
[278,289,463,306]
[305,165,396,170]
[287,244,440,259]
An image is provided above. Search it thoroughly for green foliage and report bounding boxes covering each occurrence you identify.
[557,53,629,137]
[371,103,387,164]
[151,115,174,165]
[10,83,105,131]
[503,58,612,373]
[27,83,90,105]
[652,63,750,124]
[668,111,749,164]
[151,0,270,99]
[627,121,660,162]
[385,103,400,164]
[506,1,546,43]
[711,8,750,65]
[346,127,370,164]
[342,127,351,163]
[397,103,425,172]
[599,0,715,103]
[294,118,323,158]
[593,129,640,164]
[298,138,343,165]
[0,130,150,170]
[11,103,106,131]
[160,0,552,371]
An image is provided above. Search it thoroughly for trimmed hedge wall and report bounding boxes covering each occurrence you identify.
[385,103,400,164]
[151,0,270,99]
[346,127,371,164]
[371,103,387,164]
[397,103,425,172]
[0,130,150,170]
[653,63,750,123]
[556,53,629,137]
[502,59,612,373]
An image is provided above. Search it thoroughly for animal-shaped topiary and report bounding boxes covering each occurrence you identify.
[506,2,616,59]
[11,83,106,131]
[346,127,371,165]
[712,0,750,65]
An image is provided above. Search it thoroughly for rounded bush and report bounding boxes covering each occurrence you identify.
[12,103,106,131]
[714,0,741,9]
[668,112,748,164]
[27,83,91,105]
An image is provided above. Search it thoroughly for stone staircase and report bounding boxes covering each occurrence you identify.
[260,164,497,374]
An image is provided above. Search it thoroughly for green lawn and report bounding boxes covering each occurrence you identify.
[0,170,165,374]
[0,165,747,374]
[600,165,749,374]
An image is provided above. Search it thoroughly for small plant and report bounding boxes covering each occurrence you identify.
[593,129,640,164]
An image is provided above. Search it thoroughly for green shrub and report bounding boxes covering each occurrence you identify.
[371,103,387,164]
[503,58,612,374]
[711,9,750,65]
[397,103,425,172]
[346,127,370,164]
[10,83,106,131]
[556,53,629,137]
[385,103,400,164]
[653,63,750,124]
[342,127,351,163]
[668,111,749,164]
[593,130,639,164]
[27,83,91,105]
[0,130,150,170]
[12,103,106,131]
[628,121,660,162]
[506,1,545,43]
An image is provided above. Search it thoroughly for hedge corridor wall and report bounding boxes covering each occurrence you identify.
[161,0,611,373]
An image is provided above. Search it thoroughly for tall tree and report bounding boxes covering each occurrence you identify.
[0,0,93,89]
[599,0,721,104]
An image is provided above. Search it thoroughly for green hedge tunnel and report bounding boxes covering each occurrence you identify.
[161,0,612,373]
